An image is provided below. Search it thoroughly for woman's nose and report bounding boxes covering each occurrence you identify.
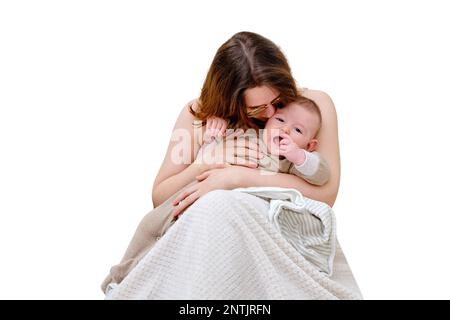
[265,104,276,118]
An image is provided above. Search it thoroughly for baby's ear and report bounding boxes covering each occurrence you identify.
[306,139,318,152]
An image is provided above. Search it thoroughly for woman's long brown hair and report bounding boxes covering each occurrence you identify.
[190,31,298,130]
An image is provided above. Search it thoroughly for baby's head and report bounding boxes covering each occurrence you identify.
[263,96,322,154]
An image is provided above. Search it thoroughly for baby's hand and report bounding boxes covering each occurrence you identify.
[203,117,228,144]
[277,133,306,166]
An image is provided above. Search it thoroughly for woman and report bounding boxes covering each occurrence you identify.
[103,31,361,299]
[153,31,340,213]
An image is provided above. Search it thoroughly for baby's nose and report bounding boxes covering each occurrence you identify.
[281,126,290,134]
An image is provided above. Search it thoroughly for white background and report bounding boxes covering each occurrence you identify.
[1,0,449,299]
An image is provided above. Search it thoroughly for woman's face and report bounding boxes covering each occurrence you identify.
[244,86,280,121]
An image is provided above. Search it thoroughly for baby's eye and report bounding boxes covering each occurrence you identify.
[275,117,284,122]
[295,128,302,134]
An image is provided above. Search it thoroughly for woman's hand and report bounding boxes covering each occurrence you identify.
[195,129,262,169]
[171,165,245,218]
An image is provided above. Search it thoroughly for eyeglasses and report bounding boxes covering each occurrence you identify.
[246,94,285,117]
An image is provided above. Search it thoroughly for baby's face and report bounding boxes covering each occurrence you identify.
[263,103,320,154]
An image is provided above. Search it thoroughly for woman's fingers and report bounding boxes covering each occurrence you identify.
[201,128,266,165]
[225,128,244,139]
[173,186,196,206]
[224,139,263,157]
[232,146,263,160]
[246,141,263,156]
[172,191,200,218]
[235,138,260,150]
[196,163,231,181]
[229,156,258,168]
[196,170,212,181]
[225,138,262,154]
[212,162,231,169]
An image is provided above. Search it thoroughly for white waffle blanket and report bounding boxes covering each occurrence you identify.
[106,188,361,300]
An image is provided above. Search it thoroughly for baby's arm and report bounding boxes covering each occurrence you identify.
[196,116,228,164]
[203,116,228,143]
[277,133,330,186]
[288,151,330,186]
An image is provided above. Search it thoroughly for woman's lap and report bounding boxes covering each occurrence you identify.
[106,188,361,299]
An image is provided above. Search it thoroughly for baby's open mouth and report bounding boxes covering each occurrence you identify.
[272,135,285,159]
[273,136,281,145]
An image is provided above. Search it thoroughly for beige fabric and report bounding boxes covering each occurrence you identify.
[331,242,363,297]
[287,153,330,186]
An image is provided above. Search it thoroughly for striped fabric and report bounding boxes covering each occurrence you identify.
[234,187,336,275]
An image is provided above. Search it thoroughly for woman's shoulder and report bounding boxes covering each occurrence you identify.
[185,98,200,110]
[182,98,201,120]
[175,98,200,122]
[169,98,203,134]
[183,98,201,112]
[299,88,337,116]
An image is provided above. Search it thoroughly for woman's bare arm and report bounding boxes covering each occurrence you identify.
[233,90,341,206]
[151,101,204,207]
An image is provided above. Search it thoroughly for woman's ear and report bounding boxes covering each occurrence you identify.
[306,139,318,152]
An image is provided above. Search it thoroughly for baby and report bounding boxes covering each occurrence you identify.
[198,95,329,186]
[101,96,329,294]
